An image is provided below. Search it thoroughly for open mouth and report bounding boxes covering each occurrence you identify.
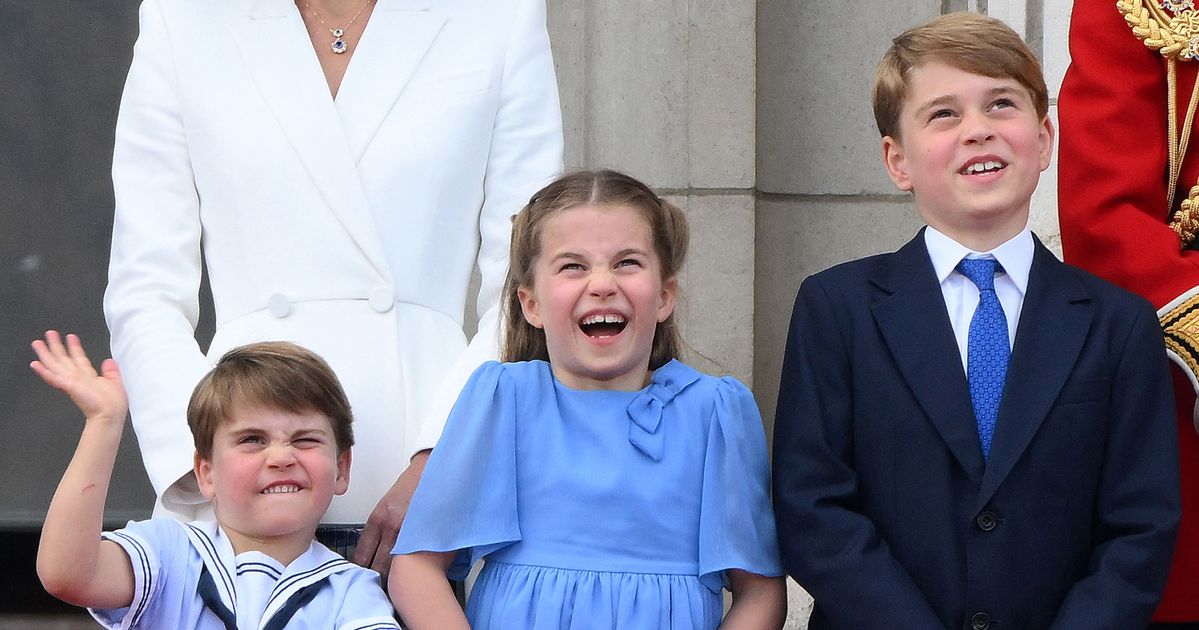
[579,313,627,338]
[262,484,302,494]
[961,160,1007,176]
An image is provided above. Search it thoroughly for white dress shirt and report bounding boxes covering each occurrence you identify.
[924,226,1033,370]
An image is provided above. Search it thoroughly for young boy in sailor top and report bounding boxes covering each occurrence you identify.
[32,332,398,629]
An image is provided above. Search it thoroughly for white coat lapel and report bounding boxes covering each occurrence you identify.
[336,0,446,162]
[230,0,392,281]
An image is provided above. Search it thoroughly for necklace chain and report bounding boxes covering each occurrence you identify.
[301,0,374,55]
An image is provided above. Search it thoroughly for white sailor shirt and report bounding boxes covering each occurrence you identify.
[90,519,399,630]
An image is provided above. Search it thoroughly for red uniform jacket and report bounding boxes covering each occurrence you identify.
[1059,0,1199,621]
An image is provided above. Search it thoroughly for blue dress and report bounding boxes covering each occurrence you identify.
[393,359,782,629]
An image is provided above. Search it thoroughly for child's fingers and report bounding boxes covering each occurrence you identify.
[29,360,67,391]
[64,333,96,373]
[99,359,122,385]
[31,338,63,373]
[43,330,67,358]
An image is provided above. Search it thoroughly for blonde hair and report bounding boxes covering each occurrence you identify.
[502,170,688,369]
[187,341,354,459]
[872,12,1048,139]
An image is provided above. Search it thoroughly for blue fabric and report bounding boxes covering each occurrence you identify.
[957,258,1010,460]
[394,359,782,630]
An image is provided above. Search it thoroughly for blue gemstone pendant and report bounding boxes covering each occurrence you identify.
[330,28,348,54]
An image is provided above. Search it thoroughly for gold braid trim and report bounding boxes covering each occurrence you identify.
[1162,289,1199,389]
[1117,0,1198,59]
[1118,0,1199,246]
[1175,184,1199,242]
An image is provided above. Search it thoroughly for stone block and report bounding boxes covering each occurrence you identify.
[546,0,588,170]
[753,195,925,428]
[687,0,756,188]
[587,1,691,185]
[668,192,756,385]
[757,0,939,196]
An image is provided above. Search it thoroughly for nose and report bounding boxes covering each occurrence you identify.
[588,269,617,298]
[265,443,297,468]
[962,110,995,144]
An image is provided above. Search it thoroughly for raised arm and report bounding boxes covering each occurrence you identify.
[32,331,135,609]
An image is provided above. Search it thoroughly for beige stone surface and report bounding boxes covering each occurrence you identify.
[752,195,925,429]
[549,0,755,188]
[756,0,939,196]
[669,192,757,385]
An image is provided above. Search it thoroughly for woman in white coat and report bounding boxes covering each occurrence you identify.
[103,0,563,576]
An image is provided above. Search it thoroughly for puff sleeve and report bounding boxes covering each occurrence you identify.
[392,361,521,580]
[696,377,784,593]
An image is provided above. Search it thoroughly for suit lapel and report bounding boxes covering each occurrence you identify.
[335,0,446,162]
[230,0,391,280]
[872,231,986,485]
[976,239,1093,510]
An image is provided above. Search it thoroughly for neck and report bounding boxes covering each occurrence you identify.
[221,524,315,567]
[301,0,369,20]
[925,215,1028,253]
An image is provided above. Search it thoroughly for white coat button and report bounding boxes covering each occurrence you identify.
[369,286,395,313]
[267,293,292,318]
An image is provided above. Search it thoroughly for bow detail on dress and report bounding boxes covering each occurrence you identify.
[626,360,700,461]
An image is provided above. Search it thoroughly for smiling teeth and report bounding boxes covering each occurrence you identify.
[263,484,300,494]
[965,160,1004,174]
[581,314,625,325]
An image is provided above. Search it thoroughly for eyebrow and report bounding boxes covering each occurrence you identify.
[914,86,1023,117]
[226,427,329,440]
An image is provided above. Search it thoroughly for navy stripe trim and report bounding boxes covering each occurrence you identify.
[236,561,282,578]
[108,531,152,627]
[186,524,235,605]
[264,558,350,610]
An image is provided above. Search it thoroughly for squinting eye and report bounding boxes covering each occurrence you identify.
[930,109,953,120]
[291,437,321,448]
[992,98,1015,110]
[618,258,643,268]
[238,435,265,445]
[559,262,585,272]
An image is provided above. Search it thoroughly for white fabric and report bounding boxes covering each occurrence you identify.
[924,226,1033,369]
[90,519,398,629]
[104,0,564,521]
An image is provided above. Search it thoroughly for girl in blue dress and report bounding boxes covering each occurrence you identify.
[390,169,786,629]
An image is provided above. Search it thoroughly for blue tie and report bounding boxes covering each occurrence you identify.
[957,258,1009,460]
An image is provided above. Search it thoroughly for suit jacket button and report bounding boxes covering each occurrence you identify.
[369,286,395,313]
[267,293,291,318]
[976,510,998,531]
[970,612,991,630]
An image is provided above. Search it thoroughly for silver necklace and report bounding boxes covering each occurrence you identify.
[302,0,373,55]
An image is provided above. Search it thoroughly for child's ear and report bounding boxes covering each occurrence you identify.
[334,449,351,496]
[657,276,678,322]
[517,285,544,329]
[1038,115,1056,172]
[194,451,216,501]
[882,135,914,192]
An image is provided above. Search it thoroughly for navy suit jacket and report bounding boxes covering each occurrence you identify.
[773,231,1180,629]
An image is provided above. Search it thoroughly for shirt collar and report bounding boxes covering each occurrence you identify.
[923,225,1033,296]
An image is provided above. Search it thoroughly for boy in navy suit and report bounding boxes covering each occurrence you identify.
[772,12,1180,628]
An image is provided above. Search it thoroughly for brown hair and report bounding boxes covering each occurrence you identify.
[502,169,688,369]
[187,341,354,459]
[872,12,1048,139]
